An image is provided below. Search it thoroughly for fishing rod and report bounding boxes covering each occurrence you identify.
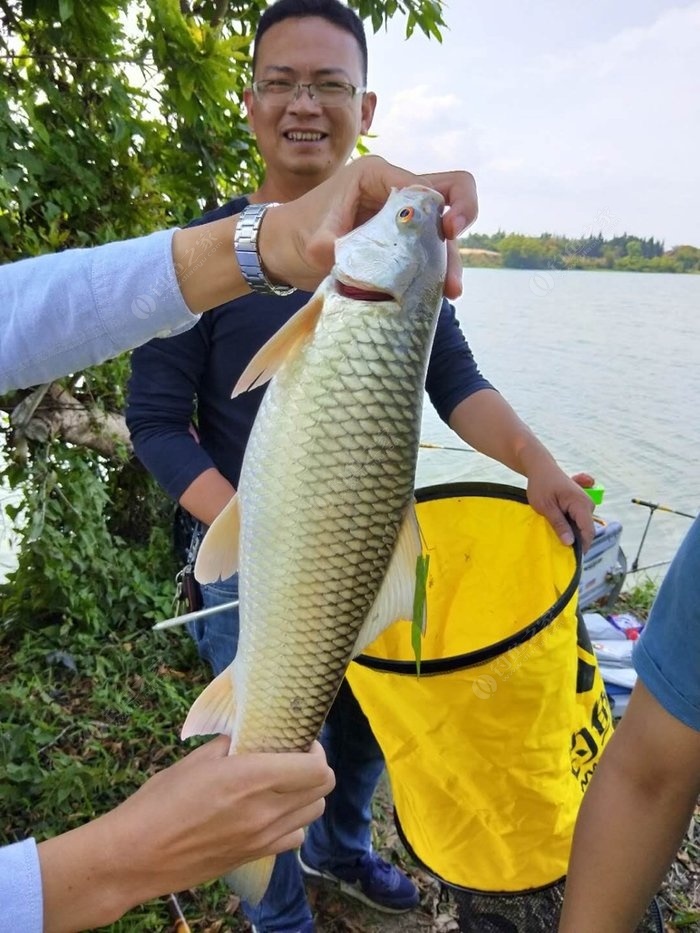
[631,498,696,520]
[166,893,191,932]
[419,441,474,453]
[630,497,697,573]
[153,599,239,631]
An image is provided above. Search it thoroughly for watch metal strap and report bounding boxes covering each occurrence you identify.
[234,202,296,296]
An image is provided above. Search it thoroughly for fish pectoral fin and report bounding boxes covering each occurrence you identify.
[181,663,237,739]
[351,504,425,658]
[225,855,276,906]
[232,289,326,397]
[194,493,240,585]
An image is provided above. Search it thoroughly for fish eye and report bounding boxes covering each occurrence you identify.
[397,206,415,224]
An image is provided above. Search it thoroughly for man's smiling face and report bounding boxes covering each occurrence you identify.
[244,16,376,195]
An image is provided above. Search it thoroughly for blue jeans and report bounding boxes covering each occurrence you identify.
[190,573,386,931]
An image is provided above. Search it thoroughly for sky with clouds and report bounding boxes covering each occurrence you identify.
[364,1,699,246]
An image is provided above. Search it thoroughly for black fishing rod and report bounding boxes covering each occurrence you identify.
[630,498,697,572]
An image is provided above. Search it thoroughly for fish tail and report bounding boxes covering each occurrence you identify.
[225,854,277,906]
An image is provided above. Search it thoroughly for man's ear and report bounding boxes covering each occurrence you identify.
[243,86,256,133]
[360,91,378,136]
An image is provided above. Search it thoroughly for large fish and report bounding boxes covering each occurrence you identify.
[182,185,447,903]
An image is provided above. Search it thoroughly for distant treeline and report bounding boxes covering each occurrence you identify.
[459,232,700,273]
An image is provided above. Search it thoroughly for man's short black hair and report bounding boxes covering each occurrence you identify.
[253,0,368,82]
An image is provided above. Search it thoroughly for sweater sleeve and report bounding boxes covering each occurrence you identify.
[126,322,217,501]
[0,229,199,394]
[425,299,495,423]
[0,839,43,933]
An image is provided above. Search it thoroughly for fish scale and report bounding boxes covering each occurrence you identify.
[233,290,439,755]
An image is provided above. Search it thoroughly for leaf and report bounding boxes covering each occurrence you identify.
[3,167,24,188]
[57,0,73,20]
[178,68,197,102]
[411,553,430,675]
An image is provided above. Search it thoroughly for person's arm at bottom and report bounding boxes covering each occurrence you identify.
[559,681,700,933]
[37,737,334,933]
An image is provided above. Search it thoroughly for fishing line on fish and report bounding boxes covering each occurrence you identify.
[152,599,239,631]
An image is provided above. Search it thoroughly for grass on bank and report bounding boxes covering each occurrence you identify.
[0,621,241,930]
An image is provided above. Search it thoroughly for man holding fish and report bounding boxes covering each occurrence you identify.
[127,1,595,930]
[0,152,479,931]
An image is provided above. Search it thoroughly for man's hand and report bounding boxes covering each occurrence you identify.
[526,462,596,551]
[39,738,334,932]
[262,155,477,297]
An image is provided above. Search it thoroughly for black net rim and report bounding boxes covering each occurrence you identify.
[354,482,583,675]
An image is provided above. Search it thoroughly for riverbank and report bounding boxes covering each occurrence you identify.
[458,234,700,273]
[460,248,700,273]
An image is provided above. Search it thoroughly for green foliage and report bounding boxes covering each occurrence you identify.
[0,445,177,638]
[618,577,658,618]
[459,229,700,273]
[0,622,225,929]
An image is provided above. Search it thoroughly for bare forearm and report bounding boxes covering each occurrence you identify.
[448,389,556,477]
[179,467,236,526]
[172,218,246,313]
[561,683,700,932]
[38,817,138,932]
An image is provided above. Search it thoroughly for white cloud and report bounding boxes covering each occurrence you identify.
[368,85,479,167]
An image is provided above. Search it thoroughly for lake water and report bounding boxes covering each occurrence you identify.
[417,269,699,583]
[1,269,698,586]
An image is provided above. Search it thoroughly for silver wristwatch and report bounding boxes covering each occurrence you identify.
[233,202,296,296]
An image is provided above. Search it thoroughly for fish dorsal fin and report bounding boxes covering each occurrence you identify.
[225,855,276,907]
[181,661,238,740]
[351,504,425,658]
[194,493,240,585]
[232,290,326,397]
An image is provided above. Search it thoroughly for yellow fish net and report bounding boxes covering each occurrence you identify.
[347,483,612,894]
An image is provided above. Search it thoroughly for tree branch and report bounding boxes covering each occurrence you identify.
[9,384,131,459]
[210,0,229,28]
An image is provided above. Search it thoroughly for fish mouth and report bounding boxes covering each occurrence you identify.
[335,276,395,302]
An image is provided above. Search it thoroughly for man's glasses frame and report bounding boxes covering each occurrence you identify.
[252,79,366,107]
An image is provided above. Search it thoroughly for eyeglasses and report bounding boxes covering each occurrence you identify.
[252,79,365,107]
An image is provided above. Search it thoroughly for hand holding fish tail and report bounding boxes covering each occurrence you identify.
[261,154,477,298]
[37,737,334,932]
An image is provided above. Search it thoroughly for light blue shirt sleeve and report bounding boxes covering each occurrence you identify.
[0,838,43,933]
[0,228,201,394]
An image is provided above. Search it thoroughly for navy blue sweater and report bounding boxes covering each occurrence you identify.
[126,196,494,500]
